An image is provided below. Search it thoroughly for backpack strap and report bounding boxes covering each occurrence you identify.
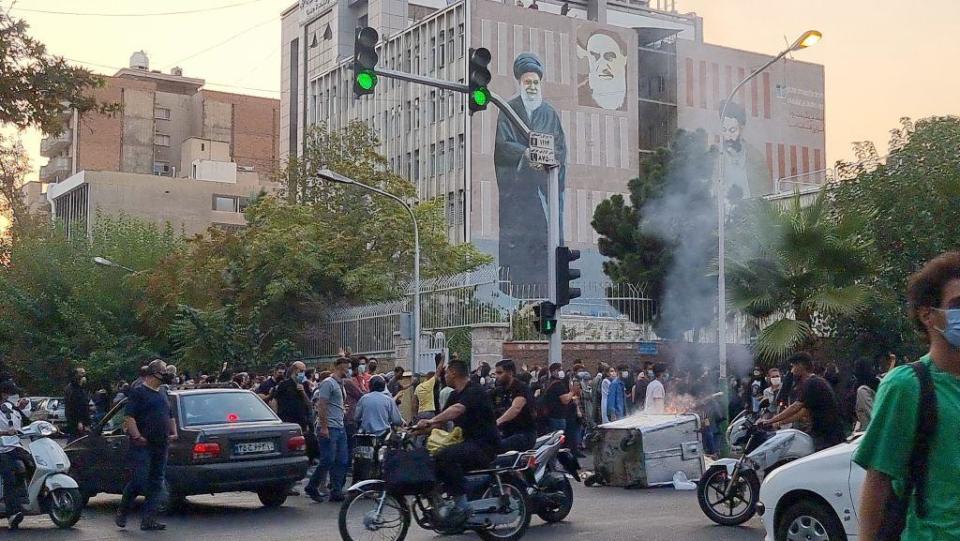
[907,361,937,519]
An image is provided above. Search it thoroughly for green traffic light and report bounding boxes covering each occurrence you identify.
[543,319,555,333]
[471,88,489,107]
[356,71,377,91]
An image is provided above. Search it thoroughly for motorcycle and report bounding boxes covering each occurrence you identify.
[697,400,814,526]
[0,418,84,529]
[352,432,387,483]
[338,426,533,541]
[523,430,580,523]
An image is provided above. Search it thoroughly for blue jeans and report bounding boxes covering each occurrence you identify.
[0,452,23,513]
[307,428,349,496]
[121,444,168,520]
[547,418,567,434]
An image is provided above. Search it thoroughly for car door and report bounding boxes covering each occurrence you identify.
[74,402,129,494]
[847,439,866,533]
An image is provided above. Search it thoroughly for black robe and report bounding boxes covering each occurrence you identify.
[493,96,567,289]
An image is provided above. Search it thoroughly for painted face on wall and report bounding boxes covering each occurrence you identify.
[721,116,743,152]
[585,33,626,110]
[519,72,543,113]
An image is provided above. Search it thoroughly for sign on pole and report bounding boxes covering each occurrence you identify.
[529,131,558,167]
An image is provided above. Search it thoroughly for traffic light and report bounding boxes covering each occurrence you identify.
[556,246,581,307]
[532,301,558,335]
[468,48,491,113]
[353,27,379,97]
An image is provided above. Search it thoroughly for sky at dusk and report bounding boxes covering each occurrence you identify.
[6,0,959,181]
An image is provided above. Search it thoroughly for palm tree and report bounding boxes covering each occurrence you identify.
[727,192,873,363]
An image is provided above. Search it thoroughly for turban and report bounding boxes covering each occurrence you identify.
[513,53,544,80]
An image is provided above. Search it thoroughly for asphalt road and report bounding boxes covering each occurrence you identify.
[7,480,766,541]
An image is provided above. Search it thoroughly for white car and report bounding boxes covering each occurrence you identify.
[757,435,865,541]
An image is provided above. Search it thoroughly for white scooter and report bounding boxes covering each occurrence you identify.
[696,400,814,526]
[0,417,83,529]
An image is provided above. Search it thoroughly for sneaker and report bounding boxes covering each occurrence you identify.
[115,509,127,528]
[304,485,325,503]
[8,511,24,531]
[140,519,167,531]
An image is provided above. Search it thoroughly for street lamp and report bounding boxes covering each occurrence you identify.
[316,168,423,374]
[716,30,821,385]
[92,256,136,274]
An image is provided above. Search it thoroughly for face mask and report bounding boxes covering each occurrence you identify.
[621,371,628,378]
[557,371,566,380]
[358,364,367,375]
[479,377,486,386]
[345,368,353,378]
[935,308,960,348]
[647,371,655,378]
[161,373,175,384]
[80,377,87,385]
[770,377,782,387]
[296,373,306,384]
[578,371,590,380]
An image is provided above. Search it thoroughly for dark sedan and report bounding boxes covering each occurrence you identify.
[66,386,309,508]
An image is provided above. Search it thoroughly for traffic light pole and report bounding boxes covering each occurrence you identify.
[370,66,563,363]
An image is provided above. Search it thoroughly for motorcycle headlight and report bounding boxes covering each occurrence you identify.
[37,421,57,437]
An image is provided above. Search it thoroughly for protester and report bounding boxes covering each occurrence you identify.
[354,376,403,434]
[64,366,91,438]
[270,362,312,432]
[415,360,499,523]
[759,352,844,451]
[762,368,783,417]
[599,365,612,424]
[342,360,364,465]
[566,375,585,457]
[116,359,177,531]
[387,366,405,396]
[257,362,286,399]
[606,366,626,421]
[851,357,880,431]
[749,367,766,413]
[492,359,536,452]
[619,366,636,413]
[632,369,649,412]
[540,362,572,434]
[353,356,372,393]
[856,252,960,540]
[0,380,27,530]
[644,365,667,414]
[306,357,350,503]
[412,367,439,421]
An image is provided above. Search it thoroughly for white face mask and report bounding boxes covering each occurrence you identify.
[770,377,782,387]
[621,371,629,378]
[556,371,566,380]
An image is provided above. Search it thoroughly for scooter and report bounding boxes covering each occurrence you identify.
[696,400,814,526]
[0,418,84,529]
[523,430,580,523]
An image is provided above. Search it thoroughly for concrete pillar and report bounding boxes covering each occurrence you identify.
[470,323,511,371]
[393,331,413,371]
[587,0,607,23]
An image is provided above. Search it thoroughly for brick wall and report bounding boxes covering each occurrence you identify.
[200,90,281,178]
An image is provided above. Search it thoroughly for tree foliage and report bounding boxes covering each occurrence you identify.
[592,129,717,338]
[727,192,873,363]
[831,116,960,361]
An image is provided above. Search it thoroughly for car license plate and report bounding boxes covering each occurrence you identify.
[234,441,275,455]
[356,446,375,460]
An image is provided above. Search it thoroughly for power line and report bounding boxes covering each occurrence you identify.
[12,0,268,17]
[168,16,279,67]
[62,57,280,95]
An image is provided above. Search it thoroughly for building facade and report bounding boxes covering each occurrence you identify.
[281,0,826,292]
[39,52,281,184]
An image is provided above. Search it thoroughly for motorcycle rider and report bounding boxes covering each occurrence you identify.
[0,380,27,530]
[415,359,499,523]
[492,359,536,452]
[759,352,845,451]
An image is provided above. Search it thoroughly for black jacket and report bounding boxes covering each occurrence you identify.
[64,382,91,434]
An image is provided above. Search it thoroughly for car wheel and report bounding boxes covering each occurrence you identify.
[776,500,846,541]
[258,485,290,508]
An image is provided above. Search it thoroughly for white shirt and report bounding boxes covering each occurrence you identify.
[1,400,26,453]
[600,378,611,424]
[644,380,665,414]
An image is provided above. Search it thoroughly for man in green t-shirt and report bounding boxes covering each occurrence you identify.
[854,251,960,541]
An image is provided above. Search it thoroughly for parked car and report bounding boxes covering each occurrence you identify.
[28,397,51,421]
[40,397,66,428]
[757,435,864,541]
[65,386,310,509]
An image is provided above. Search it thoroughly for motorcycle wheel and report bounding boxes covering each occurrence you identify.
[476,478,531,541]
[696,466,760,526]
[536,474,573,523]
[339,486,410,541]
[48,487,83,529]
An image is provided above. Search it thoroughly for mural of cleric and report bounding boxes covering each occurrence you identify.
[494,53,568,288]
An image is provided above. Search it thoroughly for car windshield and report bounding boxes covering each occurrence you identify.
[180,392,277,427]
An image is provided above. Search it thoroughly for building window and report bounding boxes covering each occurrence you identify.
[430,37,436,71]
[414,44,421,74]
[430,91,437,123]
[154,107,171,120]
[447,28,455,65]
[414,97,421,129]
[358,15,368,29]
[457,134,465,169]
[438,31,445,67]
[438,141,445,176]
[213,195,248,213]
[430,144,436,175]
[153,161,171,176]
[439,92,445,122]
[155,134,171,147]
[447,137,455,172]
[458,23,465,58]
[413,149,420,180]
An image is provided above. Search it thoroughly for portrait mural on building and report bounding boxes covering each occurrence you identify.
[494,52,568,289]
[472,0,638,296]
[577,29,628,112]
[719,99,769,201]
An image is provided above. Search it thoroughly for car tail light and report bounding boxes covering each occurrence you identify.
[287,435,306,452]
[526,454,537,469]
[192,442,221,461]
[558,435,566,447]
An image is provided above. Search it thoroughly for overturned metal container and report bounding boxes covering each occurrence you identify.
[589,413,704,488]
